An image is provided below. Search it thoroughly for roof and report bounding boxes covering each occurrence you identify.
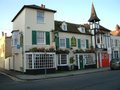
[54,21,91,35]
[12,4,57,22]
[110,24,120,36]
[55,21,111,35]
[99,25,111,32]
[88,3,100,22]
[95,25,111,34]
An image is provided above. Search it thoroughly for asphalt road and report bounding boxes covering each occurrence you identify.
[0,70,120,90]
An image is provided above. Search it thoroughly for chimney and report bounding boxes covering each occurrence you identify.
[41,4,45,8]
[2,32,4,36]
[5,33,7,37]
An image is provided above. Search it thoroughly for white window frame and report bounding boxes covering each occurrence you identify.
[37,11,44,24]
[26,53,55,69]
[81,39,85,48]
[37,31,45,44]
[61,22,67,31]
[59,38,66,48]
[58,54,68,66]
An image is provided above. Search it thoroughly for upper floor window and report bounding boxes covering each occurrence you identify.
[32,31,50,45]
[37,31,45,44]
[59,38,66,48]
[115,39,118,47]
[37,11,44,24]
[78,27,85,33]
[61,22,67,31]
[12,31,19,46]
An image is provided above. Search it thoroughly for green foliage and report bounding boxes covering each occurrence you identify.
[69,56,75,64]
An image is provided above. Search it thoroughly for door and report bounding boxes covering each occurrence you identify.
[79,55,84,69]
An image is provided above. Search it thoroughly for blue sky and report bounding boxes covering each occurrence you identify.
[0,0,120,36]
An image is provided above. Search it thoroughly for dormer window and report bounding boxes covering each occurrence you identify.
[61,22,67,31]
[78,26,85,33]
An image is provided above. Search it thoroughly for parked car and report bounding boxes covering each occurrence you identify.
[110,58,120,70]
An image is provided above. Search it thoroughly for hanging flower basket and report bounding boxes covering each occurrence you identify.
[56,49,69,54]
[26,47,56,52]
[73,49,85,53]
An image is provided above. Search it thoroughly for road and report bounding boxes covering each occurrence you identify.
[0,70,120,90]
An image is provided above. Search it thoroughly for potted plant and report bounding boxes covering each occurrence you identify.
[69,56,75,70]
[56,49,70,54]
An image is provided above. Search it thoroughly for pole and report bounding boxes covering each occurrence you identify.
[44,51,47,75]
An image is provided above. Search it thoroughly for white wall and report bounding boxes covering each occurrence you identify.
[24,8,55,51]
[59,32,91,50]
[5,57,10,70]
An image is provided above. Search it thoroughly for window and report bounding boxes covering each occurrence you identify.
[12,31,19,46]
[32,31,50,45]
[26,53,55,69]
[58,54,67,65]
[85,54,95,65]
[114,51,118,58]
[59,38,66,48]
[86,39,89,48]
[61,22,67,31]
[81,39,85,48]
[37,11,44,24]
[71,37,76,47]
[37,31,45,44]
[115,39,118,46]
[26,54,32,69]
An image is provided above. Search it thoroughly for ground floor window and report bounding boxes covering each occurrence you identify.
[26,53,55,69]
[58,54,68,66]
[84,54,95,65]
[114,51,118,58]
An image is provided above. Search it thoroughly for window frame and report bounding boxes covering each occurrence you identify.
[26,53,55,69]
[58,54,68,66]
[36,31,46,44]
[12,31,19,46]
[59,38,66,48]
[37,10,44,24]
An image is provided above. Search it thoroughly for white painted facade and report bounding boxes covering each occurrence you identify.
[111,36,120,59]
[12,5,56,72]
[58,32,92,50]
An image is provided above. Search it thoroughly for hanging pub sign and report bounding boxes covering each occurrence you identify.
[71,36,76,47]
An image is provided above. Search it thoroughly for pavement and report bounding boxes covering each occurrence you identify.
[0,67,110,81]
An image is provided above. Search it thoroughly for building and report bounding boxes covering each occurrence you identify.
[0,32,12,69]
[11,4,57,73]
[54,21,96,70]
[111,24,120,58]
[88,3,111,68]
[10,3,112,73]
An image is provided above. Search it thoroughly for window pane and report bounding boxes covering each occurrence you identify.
[61,54,67,64]
[60,39,65,48]
[37,32,45,44]
[37,11,44,23]
[12,32,19,46]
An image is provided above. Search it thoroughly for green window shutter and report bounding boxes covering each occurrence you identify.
[86,39,89,48]
[78,39,81,48]
[66,38,70,48]
[32,31,37,44]
[46,32,50,45]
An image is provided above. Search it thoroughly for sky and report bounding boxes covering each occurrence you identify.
[0,0,120,36]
